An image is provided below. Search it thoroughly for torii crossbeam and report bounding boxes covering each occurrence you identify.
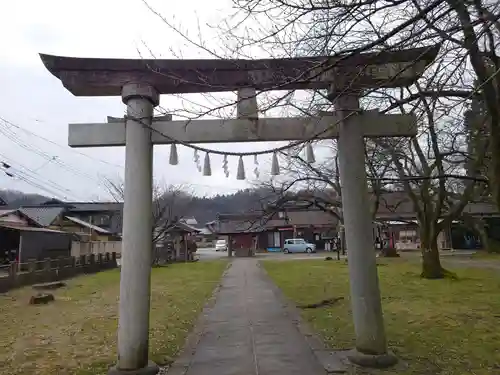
[68,112,416,147]
[39,44,439,375]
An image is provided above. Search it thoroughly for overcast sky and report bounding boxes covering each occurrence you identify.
[0,0,302,201]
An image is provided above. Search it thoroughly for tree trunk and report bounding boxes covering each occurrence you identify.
[462,215,498,253]
[340,228,346,255]
[420,230,447,279]
[151,247,160,267]
[474,220,493,253]
[488,108,500,213]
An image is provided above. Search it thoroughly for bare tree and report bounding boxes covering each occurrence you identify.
[105,177,194,244]
[140,0,500,278]
[255,141,402,254]
[270,142,393,214]
[216,0,499,278]
[382,92,489,277]
[214,0,499,193]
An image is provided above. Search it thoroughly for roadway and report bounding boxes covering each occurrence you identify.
[196,247,229,261]
[196,247,342,262]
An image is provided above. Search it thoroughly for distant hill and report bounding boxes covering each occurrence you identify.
[189,188,278,223]
[0,190,49,208]
[0,188,277,224]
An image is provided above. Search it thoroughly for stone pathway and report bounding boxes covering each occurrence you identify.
[167,258,332,375]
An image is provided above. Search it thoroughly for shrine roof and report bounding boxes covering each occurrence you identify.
[39,45,440,96]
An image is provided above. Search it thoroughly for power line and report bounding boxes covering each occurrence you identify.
[0,163,78,201]
[0,121,111,189]
[0,153,82,199]
[0,115,253,193]
[0,118,261,199]
[0,115,124,168]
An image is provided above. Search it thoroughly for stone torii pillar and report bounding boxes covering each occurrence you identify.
[112,83,159,374]
[333,93,395,366]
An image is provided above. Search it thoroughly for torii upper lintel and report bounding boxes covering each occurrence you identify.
[39,44,440,96]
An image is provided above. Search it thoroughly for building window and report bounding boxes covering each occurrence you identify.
[267,232,281,247]
[91,215,110,226]
[399,229,417,243]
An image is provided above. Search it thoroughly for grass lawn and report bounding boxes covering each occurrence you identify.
[471,251,500,260]
[263,259,500,375]
[0,260,227,375]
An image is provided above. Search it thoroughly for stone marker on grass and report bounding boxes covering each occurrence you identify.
[29,293,55,305]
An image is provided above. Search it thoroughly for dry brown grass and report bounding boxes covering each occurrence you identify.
[0,260,227,375]
[263,259,500,375]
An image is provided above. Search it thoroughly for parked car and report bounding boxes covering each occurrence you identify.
[282,238,316,253]
[215,239,228,252]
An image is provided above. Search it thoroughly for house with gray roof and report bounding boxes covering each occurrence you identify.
[180,217,198,226]
[206,208,337,253]
[18,206,65,227]
[20,200,124,235]
[0,208,74,263]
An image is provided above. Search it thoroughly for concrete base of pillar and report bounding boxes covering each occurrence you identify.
[347,349,397,368]
[108,361,159,375]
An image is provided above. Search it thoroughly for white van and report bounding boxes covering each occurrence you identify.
[215,239,228,251]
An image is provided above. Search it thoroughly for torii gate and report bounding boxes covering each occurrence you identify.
[40,45,439,374]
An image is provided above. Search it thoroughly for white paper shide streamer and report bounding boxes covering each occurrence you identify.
[193,149,201,172]
[253,155,259,178]
[222,155,229,178]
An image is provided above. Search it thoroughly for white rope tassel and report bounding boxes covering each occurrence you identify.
[237,156,246,180]
[305,143,316,164]
[169,143,178,165]
[270,152,280,175]
[203,152,212,176]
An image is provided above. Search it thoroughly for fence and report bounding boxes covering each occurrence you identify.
[0,252,118,293]
[71,241,122,257]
